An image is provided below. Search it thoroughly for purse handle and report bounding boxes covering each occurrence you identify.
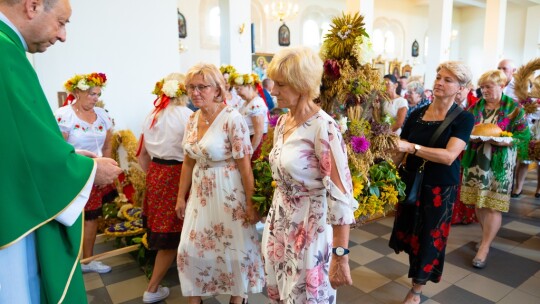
[428,104,463,147]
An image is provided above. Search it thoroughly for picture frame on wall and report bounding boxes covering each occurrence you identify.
[57,91,67,108]
[252,53,274,80]
[389,60,401,78]
[402,64,412,78]
[178,10,187,38]
[278,23,290,46]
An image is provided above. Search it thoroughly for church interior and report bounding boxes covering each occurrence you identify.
[20,0,540,303]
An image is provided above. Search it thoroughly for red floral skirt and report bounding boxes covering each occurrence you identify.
[451,169,478,225]
[389,184,458,284]
[85,184,116,220]
[143,160,183,250]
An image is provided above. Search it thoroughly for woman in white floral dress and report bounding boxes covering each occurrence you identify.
[262,47,358,303]
[175,63,264,304]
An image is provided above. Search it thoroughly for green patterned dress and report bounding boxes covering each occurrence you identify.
[461,94,530,212]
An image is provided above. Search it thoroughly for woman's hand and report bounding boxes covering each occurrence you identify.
[175,197,186,219]
[329,256,353,289]
[245,203,261,225]
[397,139,413,153]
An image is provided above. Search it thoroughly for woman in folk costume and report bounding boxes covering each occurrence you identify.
[230,72,269,161]
[137,73,193,303]
[56,72,115,274]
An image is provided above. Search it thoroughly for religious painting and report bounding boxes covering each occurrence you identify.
[389,60,401,78]
[178,10,187,38]
[402,64,412,78]
[278,23,290,46]
[412,40,419,57]
[252,53,273,80]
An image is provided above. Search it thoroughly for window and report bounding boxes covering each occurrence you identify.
[303,19,320,47]
[208,6,220,38]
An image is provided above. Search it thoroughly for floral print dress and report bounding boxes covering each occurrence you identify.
[177,106,264,297]
[261,110,357,304]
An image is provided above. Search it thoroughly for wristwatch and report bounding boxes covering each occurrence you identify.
[332,246,350,256]
[413,144,421,155]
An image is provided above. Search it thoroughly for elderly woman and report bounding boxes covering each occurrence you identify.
[231,72,269,160]
[389,62,475,304]
[404,81,431,124]
[137,73,193,303]
[261,46,357,303]
[461,70,530,269]
[383,74,408,135]
[175,63,264,304]
[56,73,114,274]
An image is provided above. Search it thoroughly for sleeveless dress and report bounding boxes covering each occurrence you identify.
[177,106,264,297]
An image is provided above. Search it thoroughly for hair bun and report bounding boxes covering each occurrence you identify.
[471,123,502,137]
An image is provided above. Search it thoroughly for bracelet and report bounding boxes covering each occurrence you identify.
[412,145,417,155]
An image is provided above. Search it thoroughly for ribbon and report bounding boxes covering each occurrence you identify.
[256,83,271,119]
[63,93,76,106]
[135,134,144,157]
[149,95,170,128]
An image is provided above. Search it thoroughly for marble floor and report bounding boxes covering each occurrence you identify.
[85,172,540,304]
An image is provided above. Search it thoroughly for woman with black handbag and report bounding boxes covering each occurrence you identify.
[389,61,475,304]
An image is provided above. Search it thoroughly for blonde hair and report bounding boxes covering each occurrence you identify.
[436,61,472,87]
[164,73,188,106]
[267,46,323,100]
[478,70,507,87]
[185,63,226,103]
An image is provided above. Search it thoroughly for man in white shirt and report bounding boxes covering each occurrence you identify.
[497,59,517,100]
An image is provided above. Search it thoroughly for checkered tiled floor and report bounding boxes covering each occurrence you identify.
[86,173,540,304]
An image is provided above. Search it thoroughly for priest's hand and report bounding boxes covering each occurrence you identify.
[76,149,98,158]
[94,158,122,185]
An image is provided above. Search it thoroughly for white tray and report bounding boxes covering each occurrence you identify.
[470,135,513,143]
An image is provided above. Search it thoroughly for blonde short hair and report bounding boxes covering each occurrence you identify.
[267,46,323,100]
[436,61,472,87]
[164,73,188,106]
[478,70,507,87]
[185,63,226,103]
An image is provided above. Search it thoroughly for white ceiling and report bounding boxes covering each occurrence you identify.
[412,0,540,8]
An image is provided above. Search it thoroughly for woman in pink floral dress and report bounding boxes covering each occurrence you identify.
[261,47,358,303]
[175,63,264,304]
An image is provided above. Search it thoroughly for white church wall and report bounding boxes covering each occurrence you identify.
[34,0,180,136]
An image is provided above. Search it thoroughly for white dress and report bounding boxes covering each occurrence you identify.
[177,106,265,297]
[261,110,357,304]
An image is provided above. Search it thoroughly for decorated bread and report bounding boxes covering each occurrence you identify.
[471,123,502,137]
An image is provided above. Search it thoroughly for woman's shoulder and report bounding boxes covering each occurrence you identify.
[55,105,74,116]
[455,107,475,126]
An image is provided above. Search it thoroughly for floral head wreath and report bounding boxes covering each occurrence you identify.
[63,73,107,106]
[219,64,237,76]
[228,72,261,87]
[148,79,187,128]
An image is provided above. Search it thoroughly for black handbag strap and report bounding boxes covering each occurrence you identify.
[427,104,463,147]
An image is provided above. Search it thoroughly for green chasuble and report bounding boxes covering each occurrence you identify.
[0,21,94,303]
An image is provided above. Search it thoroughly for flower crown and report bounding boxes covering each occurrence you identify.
[152,79,187,98]
[229,72,261,86]
[220,64,237,75]
[64,73,107,92]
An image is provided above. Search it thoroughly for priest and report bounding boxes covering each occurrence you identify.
[0,0,122,302]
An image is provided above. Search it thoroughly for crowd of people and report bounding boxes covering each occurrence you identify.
[1,1,536,304]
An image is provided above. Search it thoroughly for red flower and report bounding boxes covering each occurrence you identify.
[98,125,104,131]
[410,236,420,255]
[323,59,341,79]
[75,124,80,129]
[432,259,440,266]
[423,264,433,272]
[431,229,441,238]
[57,117,61,122]
[440,223,450,238]
[432,187,441,195]
[433,195,442,207]
[434,238,444,251]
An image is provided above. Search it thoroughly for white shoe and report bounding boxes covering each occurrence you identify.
[143,286,170,303]
[81,261,112,273]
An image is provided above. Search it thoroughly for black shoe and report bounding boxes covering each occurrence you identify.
[511,191,522,198]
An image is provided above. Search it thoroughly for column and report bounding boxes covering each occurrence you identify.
[345,0,374,35]
[424,0,453,89]
[220,0,252,73]
[482,0,507,70]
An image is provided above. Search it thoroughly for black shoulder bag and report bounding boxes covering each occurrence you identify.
[399,105,463,205]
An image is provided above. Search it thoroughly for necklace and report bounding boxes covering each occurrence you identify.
[202,105,220,125]
[280,107,319,135]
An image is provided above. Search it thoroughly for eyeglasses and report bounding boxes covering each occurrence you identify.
[187,84,212,93]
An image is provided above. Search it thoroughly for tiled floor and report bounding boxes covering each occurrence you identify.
[86,172,540,304]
